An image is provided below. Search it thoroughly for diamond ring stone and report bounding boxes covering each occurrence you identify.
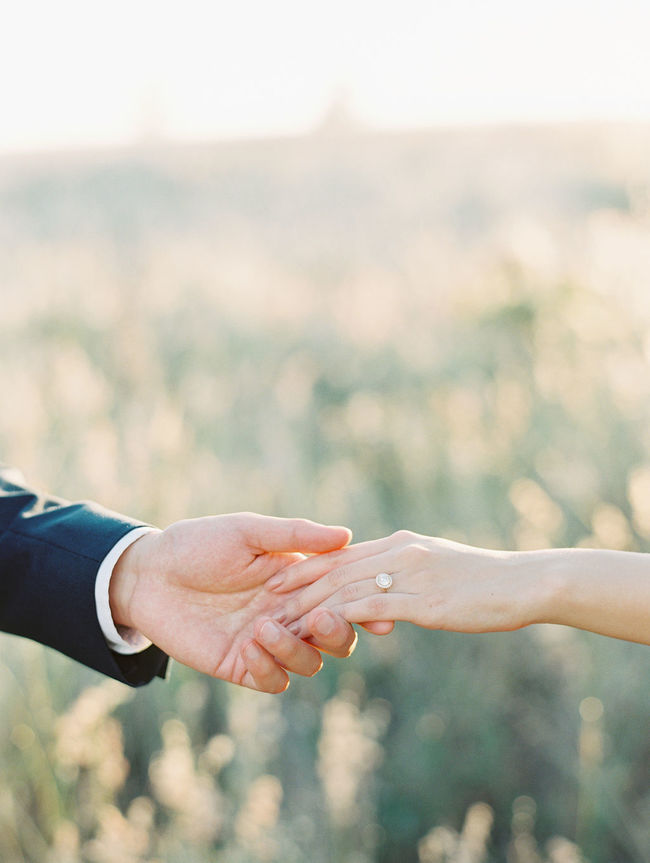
[375,572,393,591]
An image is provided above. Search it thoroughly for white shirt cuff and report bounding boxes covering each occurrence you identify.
[95,527,156,655]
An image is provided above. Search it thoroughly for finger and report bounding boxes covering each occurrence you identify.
[337,593,418,625]
[254,619,323,677]
[240,640,290,693]
[246,515,352,555]
[285,579,381,637]
[360,620,395,635]
[301,608,358,658]
[267,536,397,593]
[273,549,399,626]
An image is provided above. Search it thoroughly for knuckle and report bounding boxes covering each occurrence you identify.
[367,595,388,617]
[290,517,312,538]
[230,512,250,525]
[339,582,360,602]
[328,566,349,589]
[281,639,300,662]
[391,529,415,543]
[225,513,250,535]
[282,600,299,621]
[402,542,430,566]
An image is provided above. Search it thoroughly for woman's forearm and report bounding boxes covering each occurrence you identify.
[520,548,650,645]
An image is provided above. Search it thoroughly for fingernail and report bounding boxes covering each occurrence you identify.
[314,610,336,636]
[260,620,282,644]
[266,575,283,591]
[243,642,261,662]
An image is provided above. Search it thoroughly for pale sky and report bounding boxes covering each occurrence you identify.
[1,0,650,152]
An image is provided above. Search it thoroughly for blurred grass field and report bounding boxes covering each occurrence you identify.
[0,122,649,863]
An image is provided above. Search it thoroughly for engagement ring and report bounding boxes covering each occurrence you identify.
[375,572,393,592]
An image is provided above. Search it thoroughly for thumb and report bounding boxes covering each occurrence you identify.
[246,515,352,554]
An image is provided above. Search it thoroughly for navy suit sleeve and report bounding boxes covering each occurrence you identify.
[0,466,168,686]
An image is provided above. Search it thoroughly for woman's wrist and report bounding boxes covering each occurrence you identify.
[499,549,569,630]
[512,549,571,627]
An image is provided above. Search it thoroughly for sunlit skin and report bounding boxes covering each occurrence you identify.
[109,513,392,693]
[267,531,650,646]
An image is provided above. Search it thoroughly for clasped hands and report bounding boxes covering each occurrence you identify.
[107,515,555,694]
[110,512,650,694]
[110,513,395,694]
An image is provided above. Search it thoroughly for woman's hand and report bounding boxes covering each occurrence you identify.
[268,531,535,637]
[267,532,650,646]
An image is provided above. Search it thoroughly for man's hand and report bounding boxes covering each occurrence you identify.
[109,513,358,692]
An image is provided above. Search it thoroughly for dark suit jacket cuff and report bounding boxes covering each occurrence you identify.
[0,474,168,686]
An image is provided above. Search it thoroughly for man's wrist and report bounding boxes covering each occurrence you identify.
[109,529,161,631]
[95,527,158,654]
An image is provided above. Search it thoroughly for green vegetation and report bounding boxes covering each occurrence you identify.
[0,124,649,862]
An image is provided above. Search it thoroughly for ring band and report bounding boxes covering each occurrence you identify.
[375,572,393,591]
